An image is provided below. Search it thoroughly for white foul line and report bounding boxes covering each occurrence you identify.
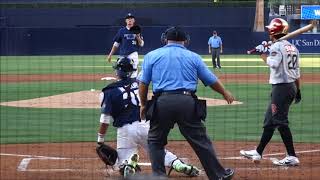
[0,153,67,159]
[22,169,106,172]
[220,149,320,160]
[1,149,319,173]
[0,153,96,160]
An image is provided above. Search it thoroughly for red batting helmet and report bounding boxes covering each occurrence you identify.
[265,18,289,35]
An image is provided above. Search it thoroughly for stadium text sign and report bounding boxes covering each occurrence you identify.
[289,34,319,53]
[291,39,320,47]
[301,5,320,20]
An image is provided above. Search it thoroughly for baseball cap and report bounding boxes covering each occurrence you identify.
[125,13,135,19]
[213,30,217,34]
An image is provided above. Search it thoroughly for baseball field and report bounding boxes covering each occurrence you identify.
[1,54,320,179]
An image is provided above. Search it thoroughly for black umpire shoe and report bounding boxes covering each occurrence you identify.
[219,168,234,180]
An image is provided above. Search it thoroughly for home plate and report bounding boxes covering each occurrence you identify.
[270,157,278,164]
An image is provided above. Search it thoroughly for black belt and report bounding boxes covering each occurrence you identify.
[272,82,295,86]
[156,90,194,96]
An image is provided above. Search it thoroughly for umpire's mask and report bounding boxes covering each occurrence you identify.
[160,26,190,46]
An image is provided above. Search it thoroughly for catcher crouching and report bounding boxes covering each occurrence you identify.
[96,57,200,178]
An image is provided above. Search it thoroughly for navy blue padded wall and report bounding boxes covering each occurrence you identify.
[1,7,272,55]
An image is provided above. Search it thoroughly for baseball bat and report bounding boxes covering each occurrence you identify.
[247,20,317,54]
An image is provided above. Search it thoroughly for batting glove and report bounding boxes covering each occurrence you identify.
[255,41,272,53]
[294,89,302,104]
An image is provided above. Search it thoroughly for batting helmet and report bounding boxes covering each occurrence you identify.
[265,18,289,36]
[161,26,190,45]
[113,57,135,79]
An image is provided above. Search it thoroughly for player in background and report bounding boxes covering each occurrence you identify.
[107,13,144,78]
[240,18,302,166]
[208,30,223,69]
[97,57,200,178]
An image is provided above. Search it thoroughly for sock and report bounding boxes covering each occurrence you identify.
[278,126,296,157]
[97,133,105,143]
[256,127,275,155]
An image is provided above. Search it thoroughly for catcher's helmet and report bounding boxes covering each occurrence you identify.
[161,26,190,45]
[265,18,289,36]
[113,57,135,79]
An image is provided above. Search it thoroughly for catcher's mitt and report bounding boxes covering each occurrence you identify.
[96,143,118,166]
[130,25,142,34]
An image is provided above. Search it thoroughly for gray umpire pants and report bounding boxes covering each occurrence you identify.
[211,48,221,68]
[147,94,227,180]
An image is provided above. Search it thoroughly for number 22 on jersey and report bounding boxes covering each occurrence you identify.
[285,45,298,70]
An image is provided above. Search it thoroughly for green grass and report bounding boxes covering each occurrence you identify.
[0,55,319,144]
[168,83,320,143]
[1,55,319,74]
[1,81,319,144]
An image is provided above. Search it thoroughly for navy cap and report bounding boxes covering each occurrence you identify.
[125,13,135,19]
[165,27,187,41]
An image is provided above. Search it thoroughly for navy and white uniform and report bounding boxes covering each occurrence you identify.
[113,27,143,78]
[264,40,300,128]
[99,78,178,166]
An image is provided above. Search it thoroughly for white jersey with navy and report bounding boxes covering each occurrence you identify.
[113,27,142,56]
[100,79,140,127]
[266,40,300,84]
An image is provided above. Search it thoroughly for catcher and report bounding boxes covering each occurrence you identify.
[96,57,200,178]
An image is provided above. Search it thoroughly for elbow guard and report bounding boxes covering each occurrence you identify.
[100,114,112,124]
[113,42,120,48]
[140,40,144,47]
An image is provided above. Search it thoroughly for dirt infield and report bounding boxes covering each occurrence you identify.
[0,90,242,108]
[1,73,319,83]
[1,73,319,179]
[1,141,320,180]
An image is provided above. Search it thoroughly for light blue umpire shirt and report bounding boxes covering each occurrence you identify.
[208,36,222,48]
[138,43,218,93]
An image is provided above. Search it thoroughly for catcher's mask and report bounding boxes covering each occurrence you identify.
[113,57,136,79]
[161,26,190,46]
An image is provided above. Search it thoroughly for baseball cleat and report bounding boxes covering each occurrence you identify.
[272,156,299,166]
[240,149,262,163]
[169,159,200,176]
[123,154,140,178]
[219,168,234,180]
[185,165,200,177]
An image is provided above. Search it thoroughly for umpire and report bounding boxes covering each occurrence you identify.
[138,27,235,180]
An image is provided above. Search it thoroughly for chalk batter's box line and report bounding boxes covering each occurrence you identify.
[1,149,320,173]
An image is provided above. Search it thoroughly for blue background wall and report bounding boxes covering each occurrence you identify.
[1,7,318,55]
